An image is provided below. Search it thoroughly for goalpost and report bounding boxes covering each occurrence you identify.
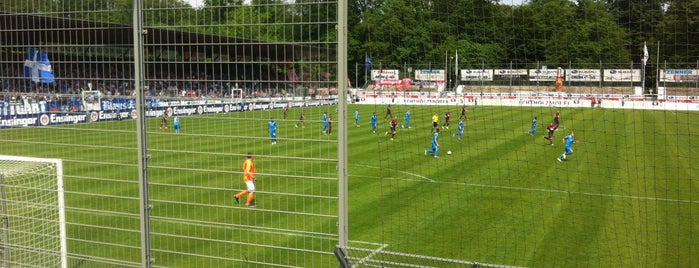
[0,155,67,268]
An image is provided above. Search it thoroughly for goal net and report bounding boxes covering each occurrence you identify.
[0,156,66,268]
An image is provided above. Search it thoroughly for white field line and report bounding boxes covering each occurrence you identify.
[350,164,699,204]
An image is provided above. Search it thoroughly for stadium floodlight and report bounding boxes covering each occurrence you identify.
[0,155,67,268]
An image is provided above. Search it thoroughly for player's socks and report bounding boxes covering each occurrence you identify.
[246,193,254,206]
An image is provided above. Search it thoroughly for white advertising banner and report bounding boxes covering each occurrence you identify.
[494,69,528,76]
[415,69,445,81]
[566,69,601,82]
[659,69,699,82]
[459,69,493,81]
[528,69,559,81]
[603,69,641,82]
[371,69,400,80]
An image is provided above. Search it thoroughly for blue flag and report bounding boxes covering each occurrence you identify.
[23,47,55,83]
[365,53,371,72]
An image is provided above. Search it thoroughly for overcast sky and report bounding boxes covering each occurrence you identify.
[184,0,528,9]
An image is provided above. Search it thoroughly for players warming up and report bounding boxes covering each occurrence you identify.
[442,110,451,129]
[385,116,398,140]
[173,116,181,134]
[354,109,360,127]
[425,128,440,158]
[453,118,465,140]
[431,113,439,132]
[402,109,411,128]
[268,117,278,144]
[558,131,577,162]
[544,122,555,145]
[370,112,378,133]
[529,117,537,136]
[234,153,257,207]
[295,109,305,128]
[159,112,169,130]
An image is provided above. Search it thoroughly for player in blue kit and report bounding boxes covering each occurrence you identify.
[268,118,278,144]
[370,112,378,133]
[402,109,411,128]
[173,116,181,134]
[425,128,440,158]
[322,111,328,134]
[354,109,360,127]
[557,131,577,161]
[453,118,464,140]
[529,116,537,136]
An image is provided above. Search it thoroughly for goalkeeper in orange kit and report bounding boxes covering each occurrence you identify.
[234,153,257,207]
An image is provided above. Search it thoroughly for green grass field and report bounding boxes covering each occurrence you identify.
[2,104,698,267]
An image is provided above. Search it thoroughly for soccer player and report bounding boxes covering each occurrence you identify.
[268,117,278,144]
[425,128,440,158]
[370,112,378,133]
[295,109,305,128]
[326,114,334,135]
[544,122,555,145]
[234,153,257,207]
[529,116,538,136]
[402,109,411,128]
[557,131,577,162]
[460,105,468,120]
[431,113,439,132]
[385,116,398,140]
[322,111,328,134]
[354,109,360,127]
[282,106,289,120]
[173,116,181,134]
[159,112,169,130]
[384,104,393,120]
[453,118,464,140]
[553,111,561,131]
[442,110,451,129]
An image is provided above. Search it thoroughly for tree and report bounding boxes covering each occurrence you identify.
[662,0,699,65]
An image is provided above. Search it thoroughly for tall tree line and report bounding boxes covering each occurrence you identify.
[3,0,697,84]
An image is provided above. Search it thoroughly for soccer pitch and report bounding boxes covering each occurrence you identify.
[2,104,698,267]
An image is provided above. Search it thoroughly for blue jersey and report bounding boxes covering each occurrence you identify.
[173,117,180,127]
[564,135,575,148]
[531,118,537,128]
[405,111,411,121]
[371,114,377,126]
[431,132,439,147]
[323,113,328,125]
[269,120,277,136]
[457,120,464,133]
[355,111,360,123]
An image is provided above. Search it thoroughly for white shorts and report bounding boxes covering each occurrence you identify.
[245,180,256,192]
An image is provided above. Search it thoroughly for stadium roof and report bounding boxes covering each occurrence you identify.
[0,12,332,61]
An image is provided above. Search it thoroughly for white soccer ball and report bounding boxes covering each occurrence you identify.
[447,150,452,155]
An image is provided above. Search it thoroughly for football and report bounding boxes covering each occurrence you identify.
[447,150,452,155]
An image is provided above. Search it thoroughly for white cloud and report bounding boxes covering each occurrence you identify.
[185,0,204,8]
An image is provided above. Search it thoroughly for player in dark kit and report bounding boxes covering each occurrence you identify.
[552,111,561,131]
[159,112,169,130]
[384,104,393,120]
[544,122,555,145]
[442,110,451,129]
[460,105,468,120]
[385,116,398,140]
